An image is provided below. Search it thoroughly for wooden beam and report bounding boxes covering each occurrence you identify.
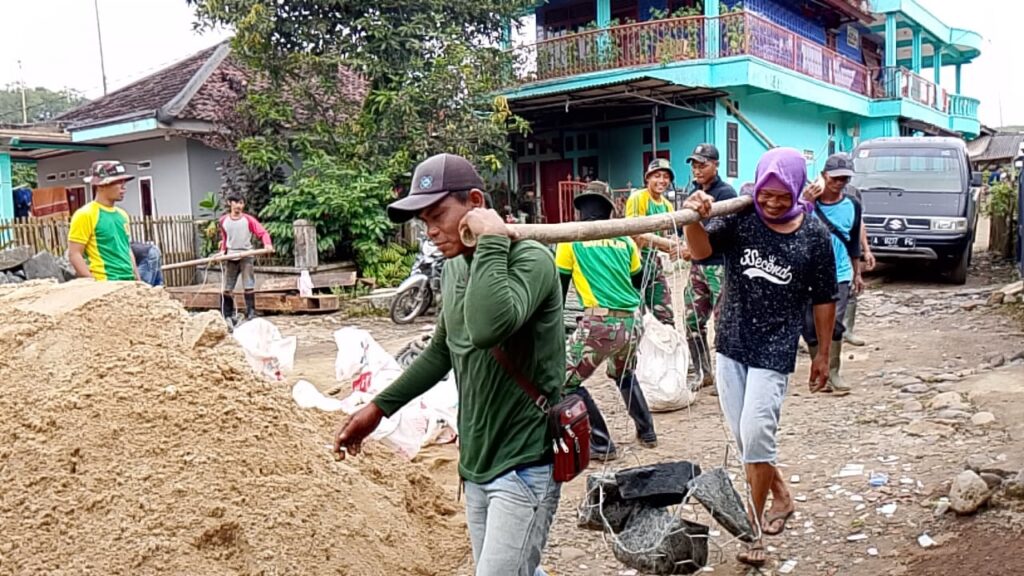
[160,248,273,271]
[460,196,754,247]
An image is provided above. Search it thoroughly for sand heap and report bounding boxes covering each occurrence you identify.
[0,280,467,576]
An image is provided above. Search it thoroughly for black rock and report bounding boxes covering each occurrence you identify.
[578,472,639,533]
[612,506,709,575]
[615,461,702,508]
[687,467,755,542]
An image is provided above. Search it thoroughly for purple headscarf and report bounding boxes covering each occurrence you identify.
[747,147,813,224]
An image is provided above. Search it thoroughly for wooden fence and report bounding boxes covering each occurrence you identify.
[0,215,199,287]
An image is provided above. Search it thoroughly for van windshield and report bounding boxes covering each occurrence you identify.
[852,147,963,192]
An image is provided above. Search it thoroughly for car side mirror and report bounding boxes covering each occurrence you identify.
[1015,159,1024,170]
[970,172,982,187]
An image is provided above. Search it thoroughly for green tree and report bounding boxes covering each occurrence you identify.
[185,0,531,274]
[1,86,89,190]
[0,86,87,124]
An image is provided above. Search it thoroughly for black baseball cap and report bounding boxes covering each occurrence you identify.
[387,153,486,223]
[687,143,720,164]
[823,153,855,178]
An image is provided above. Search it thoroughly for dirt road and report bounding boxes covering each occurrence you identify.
[274,252,1024,575]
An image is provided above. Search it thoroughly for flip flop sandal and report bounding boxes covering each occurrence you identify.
[762,509,795,536]
[736,542,767,567]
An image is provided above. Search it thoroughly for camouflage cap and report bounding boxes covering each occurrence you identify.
[573,180,614,212]
[84,160,134,186]
[644,158,675,182]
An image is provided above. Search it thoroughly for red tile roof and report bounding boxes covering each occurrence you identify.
[57,41,369,143]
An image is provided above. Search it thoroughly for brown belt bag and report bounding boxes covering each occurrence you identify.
[491,348,590,483]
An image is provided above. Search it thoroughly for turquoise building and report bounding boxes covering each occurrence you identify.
[503,0,982,222]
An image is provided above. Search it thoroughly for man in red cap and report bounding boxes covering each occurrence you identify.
[68,161,139,282]
[333,153,564,576]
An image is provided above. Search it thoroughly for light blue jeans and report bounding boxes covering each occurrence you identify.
[715,354,789,464]
[464,464,561,576]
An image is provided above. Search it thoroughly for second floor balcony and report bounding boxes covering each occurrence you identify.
[506,10,979,123]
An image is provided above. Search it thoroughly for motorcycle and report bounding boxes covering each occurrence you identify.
[389,238,444,324]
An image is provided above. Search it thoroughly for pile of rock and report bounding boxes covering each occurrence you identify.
[0,246,74,285]
[985,280,1024,307]
[945,457,1024,515]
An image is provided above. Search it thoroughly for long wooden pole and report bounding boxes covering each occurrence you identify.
[461,195,753,247]
[160,248,273,271]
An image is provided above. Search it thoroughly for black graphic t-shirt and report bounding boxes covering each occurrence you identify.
[707,208,838,374]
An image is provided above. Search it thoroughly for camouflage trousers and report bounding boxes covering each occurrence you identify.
[565,314,639,389]
[684,264,724,336]
[640,257,674,326]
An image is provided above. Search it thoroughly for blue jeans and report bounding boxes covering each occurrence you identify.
[464,464,561,576]
[136,244,164,287]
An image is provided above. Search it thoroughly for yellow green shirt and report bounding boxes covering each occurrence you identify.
[555,237,642,311]
[625,187,673,249]
[68,201,135,281]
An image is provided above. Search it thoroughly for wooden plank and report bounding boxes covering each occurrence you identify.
[256,270,357,292]
[166,287,340,314]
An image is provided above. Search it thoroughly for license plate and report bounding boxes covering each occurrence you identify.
[871,236,916,248]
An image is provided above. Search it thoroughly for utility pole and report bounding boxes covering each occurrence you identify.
[17,60,27,123]
[94,0,108,95]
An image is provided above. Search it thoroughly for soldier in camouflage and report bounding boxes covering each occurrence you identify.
[625,158,682,327]
[557,181,658,460]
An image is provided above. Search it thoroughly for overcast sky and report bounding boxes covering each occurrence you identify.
[0,0,1017,126]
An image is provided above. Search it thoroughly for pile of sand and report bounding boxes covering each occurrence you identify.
[0,280,467,576]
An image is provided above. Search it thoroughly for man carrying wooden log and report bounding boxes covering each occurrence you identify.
[684,144,737,391]
[625,158,682,327]
[682,147,837,568]
[333,153,563,576]
[557,181,658,461]
[68,161,139,282]
[219,193,273,322]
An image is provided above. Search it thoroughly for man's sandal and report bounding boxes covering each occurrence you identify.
[762,509,794,536]
[736,541,767,567]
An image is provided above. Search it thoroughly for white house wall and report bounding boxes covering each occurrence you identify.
[36,137,193,217]
[186,140,233,213]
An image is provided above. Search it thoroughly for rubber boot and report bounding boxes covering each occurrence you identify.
[687,334,715,391]
[244,291,257,321]
[221,293,235,321]
[828,340,851,396]
[573,387,617,461]
[617,371,657,448]
[842,295,865,347]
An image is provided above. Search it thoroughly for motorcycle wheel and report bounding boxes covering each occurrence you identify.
[390,286,428,324]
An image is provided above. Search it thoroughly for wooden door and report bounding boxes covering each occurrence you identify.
[539,159,574,224]
[65,186,86,214]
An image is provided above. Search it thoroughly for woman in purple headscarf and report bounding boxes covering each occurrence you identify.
[681,147,839,567]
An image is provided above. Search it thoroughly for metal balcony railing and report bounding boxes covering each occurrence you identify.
[506,16,706,85]
[949,94,980,119]
[872,66,948,113]
[719,11,868,95]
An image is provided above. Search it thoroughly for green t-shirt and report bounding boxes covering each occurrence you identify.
[554,237,642,311]
[373,236,564,484]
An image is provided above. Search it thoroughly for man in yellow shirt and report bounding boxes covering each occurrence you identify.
[557,182,657,459]
[68,161,139,282]
[625,158,680,326]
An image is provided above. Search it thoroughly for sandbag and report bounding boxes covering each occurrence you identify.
[331,327,458,460]
[635,313,696,412]
[612,506,709,575]
[231,318,297,381]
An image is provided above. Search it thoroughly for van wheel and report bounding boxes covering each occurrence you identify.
[947,244,971,285]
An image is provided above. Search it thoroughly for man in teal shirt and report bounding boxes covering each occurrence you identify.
[333,153,564,576]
